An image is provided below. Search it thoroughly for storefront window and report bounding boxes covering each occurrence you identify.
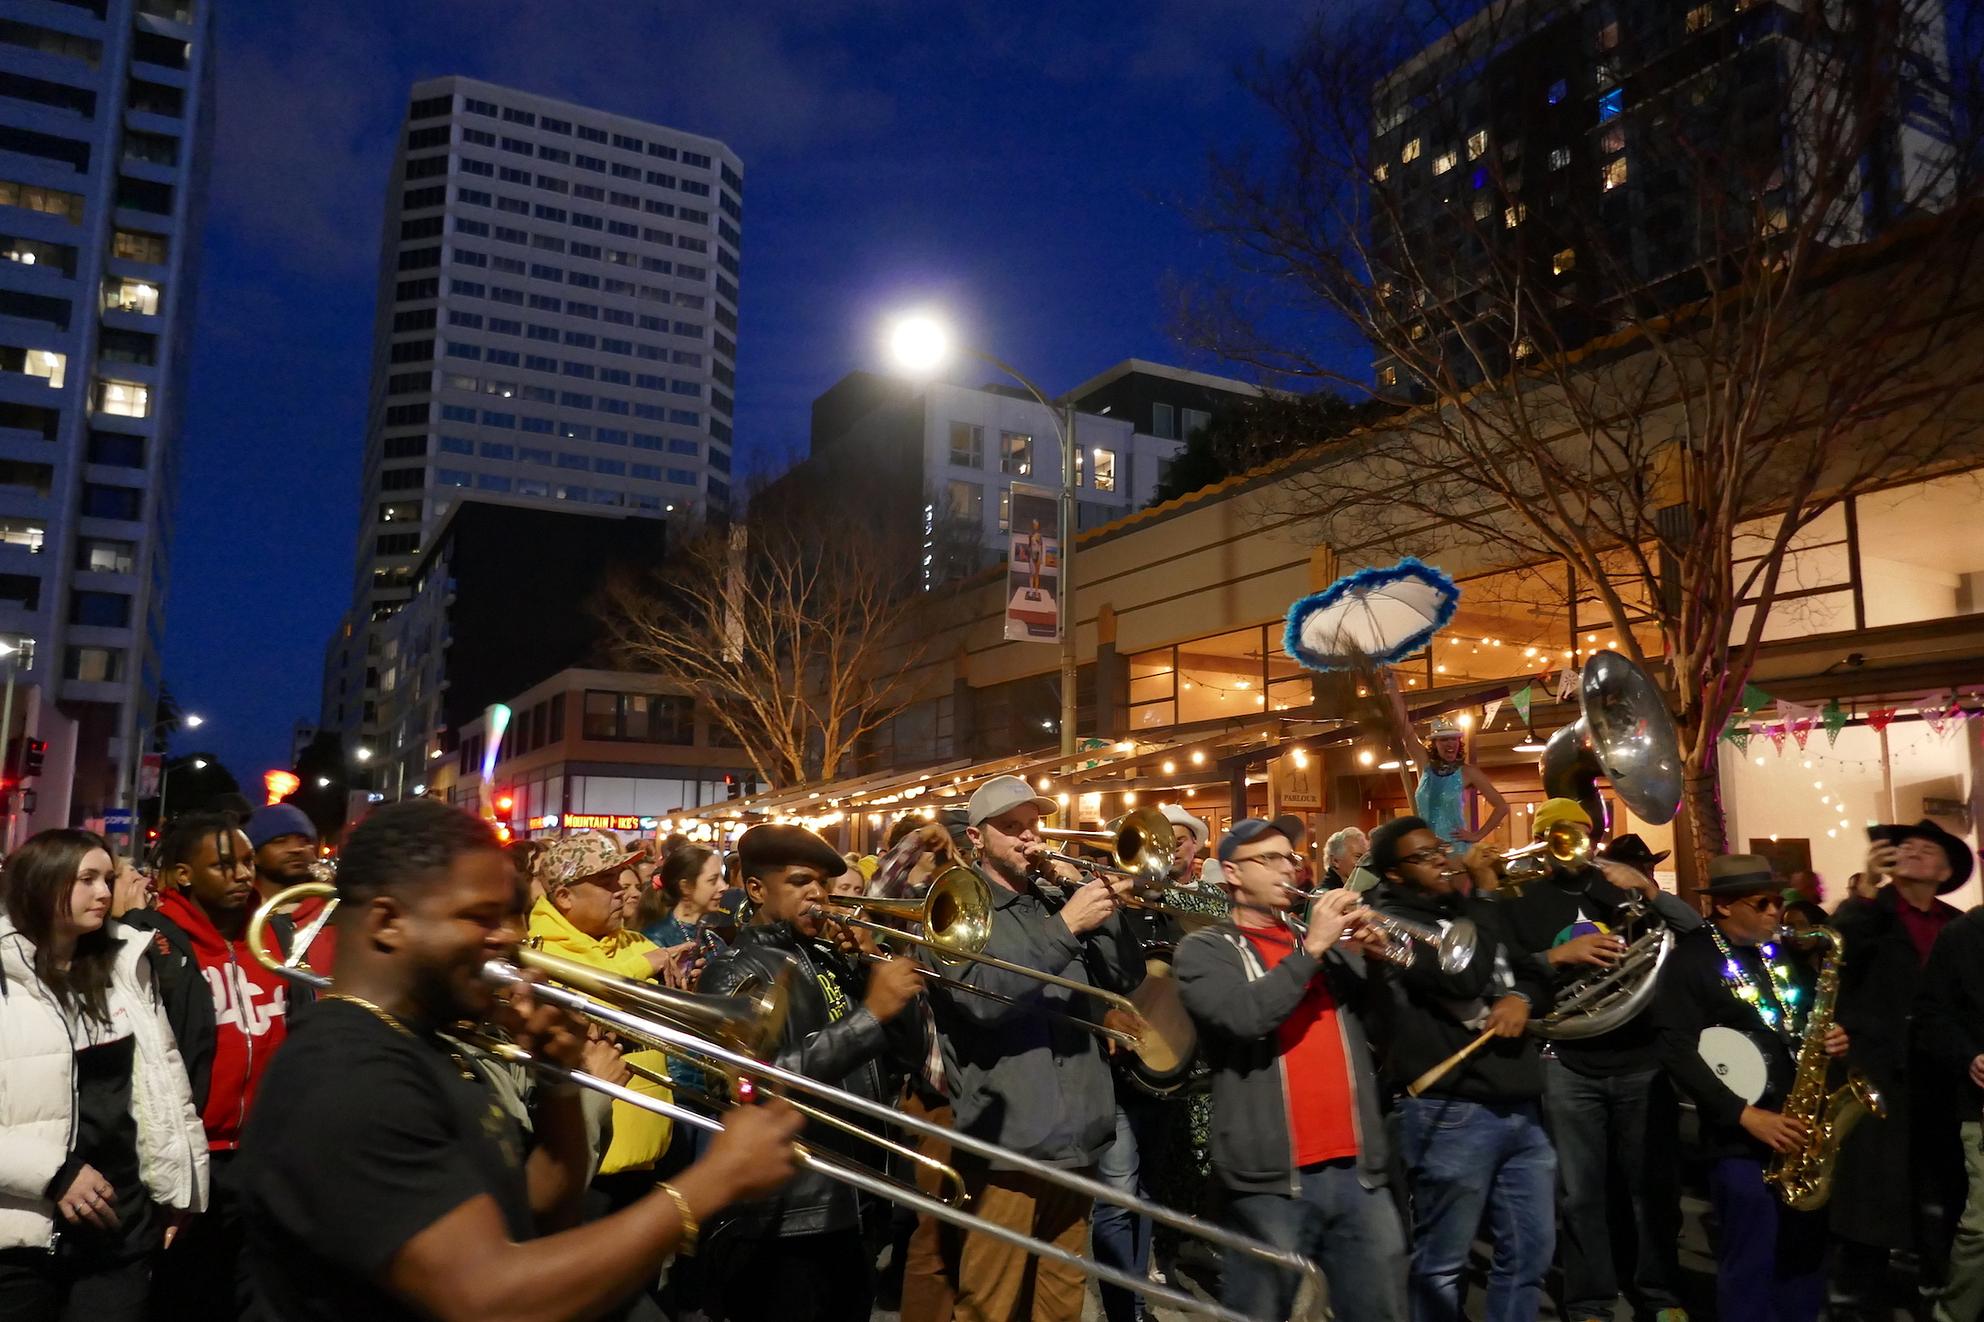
[1430,563,1570,686]
[1729,504,1851,643]
[1178,626,1272,723]
[1855,475,1984,628]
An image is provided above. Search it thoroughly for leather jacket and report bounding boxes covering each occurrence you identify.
[698,922,921,1242]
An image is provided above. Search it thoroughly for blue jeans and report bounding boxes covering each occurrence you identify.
[1396,1096,1556,1322]
[1224,1160,1407,1322]
[1543,1059,1684,1319]
[1091,1097,1157,1322]
[1709,1156,1826,1322]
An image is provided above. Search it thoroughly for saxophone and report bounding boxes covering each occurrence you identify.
[1764,924,1888,1210]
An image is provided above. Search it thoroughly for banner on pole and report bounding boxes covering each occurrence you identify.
[1004,482,1063,643]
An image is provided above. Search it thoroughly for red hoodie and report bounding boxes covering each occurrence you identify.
[158,887,293,1150]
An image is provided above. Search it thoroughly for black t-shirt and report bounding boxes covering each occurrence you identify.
[239,999,535,1322]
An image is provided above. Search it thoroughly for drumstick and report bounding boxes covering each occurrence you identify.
[1406,1026,1497,1097]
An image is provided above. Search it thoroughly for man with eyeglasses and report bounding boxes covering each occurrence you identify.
[1495,799,1701,1322]
[1175,818,1405,1322]
[1365,816,1554,1322]
[1650,854,1850,1322]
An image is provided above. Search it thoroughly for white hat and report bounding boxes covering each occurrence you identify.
[1160,804,1209,843]
[967,774,1058,827]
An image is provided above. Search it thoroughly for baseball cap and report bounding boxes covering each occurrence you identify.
[967,774,1058,827]
[1217,818,1290,864]
[533,831,644,888]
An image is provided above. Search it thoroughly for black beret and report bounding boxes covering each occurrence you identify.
[737,824,847,879]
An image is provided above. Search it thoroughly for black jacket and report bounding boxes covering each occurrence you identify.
[1649,924,1804,1160]
[1370,884,1551,1102]
[1916,908,1984,1112]
[1831,886,1960,1095]
[1174,923,1390,1194]
[698,923,919,1242]
[116,908,305,1108]
[1496,864,1700,1077]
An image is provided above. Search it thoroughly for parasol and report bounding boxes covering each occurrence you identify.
[1283,557,1461,673]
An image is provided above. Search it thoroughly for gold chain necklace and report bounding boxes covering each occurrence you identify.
[325,993,477,1081]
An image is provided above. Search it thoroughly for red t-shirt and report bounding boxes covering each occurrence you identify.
[1897,898,1954,967]
[1242,926,1360,1166]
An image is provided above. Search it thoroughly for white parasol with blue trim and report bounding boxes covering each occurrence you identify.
[1283,557,1460,672]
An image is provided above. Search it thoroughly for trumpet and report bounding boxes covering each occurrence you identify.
[1035,807,1216,932]
[247,882,1315,1320]
[1490,819,1594,885]
[1284,887,1478,974]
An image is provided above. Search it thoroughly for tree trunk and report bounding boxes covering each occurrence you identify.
[1677,751,1730,905]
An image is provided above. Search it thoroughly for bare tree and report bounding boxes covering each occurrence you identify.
[1189,0,1984,880]
[598,496,937,790]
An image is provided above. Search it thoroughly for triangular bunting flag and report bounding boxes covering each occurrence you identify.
[1821,698,1848,746]
[1511,685,1533,724]
[1781,700,1817,751]
[1758,721,1788,755]
[1556,669,1580,703]
[1867,706,1899,734]
[1740,683,1772,715]
[1482,698,1503,731]
[1722,720,1751,753]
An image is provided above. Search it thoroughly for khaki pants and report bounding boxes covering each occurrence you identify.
[899,1095,959,1322]
[952,1160,1095,1322]
[1937,1120,1984,1322]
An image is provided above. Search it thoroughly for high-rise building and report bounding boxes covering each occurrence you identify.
[1367,0,1951,390]
[323,76,742,757]
[0,0,214,834]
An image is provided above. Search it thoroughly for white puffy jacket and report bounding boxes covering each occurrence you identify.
[0,916,209,1251]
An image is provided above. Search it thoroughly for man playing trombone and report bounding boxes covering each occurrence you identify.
[697,824,927,1321]
[920,774,1145,1322]
[234,800,803,1322]
[1174,817,1407,1322]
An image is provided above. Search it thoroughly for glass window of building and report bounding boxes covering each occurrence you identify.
[1151,402,1177,439]
[1000,431,1033,475]
[0,348,63,388]
[1728,504,1851,642]
[1091,448,1117,492]
[949,421,983,468]
[1181,407,1211,439]
[78,538,136,574]
[1853,475,1984,628]
[0,517,43,553]
[112,229,167,263]
[64,646,123,683]
[96,379,148,417]
[103,278,160,315]
[946,480,983,525]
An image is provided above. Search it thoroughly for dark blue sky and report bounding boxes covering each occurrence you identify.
[166,1,1335,779]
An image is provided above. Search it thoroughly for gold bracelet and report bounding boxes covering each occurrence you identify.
[658,1181,698,1256]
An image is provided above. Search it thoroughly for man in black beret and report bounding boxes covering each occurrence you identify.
[696,824,925,1322]
[1828,821,1974,1317]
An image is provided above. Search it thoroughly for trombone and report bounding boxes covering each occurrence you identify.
[1037,806,1217,932]
[249,883,1314,1320]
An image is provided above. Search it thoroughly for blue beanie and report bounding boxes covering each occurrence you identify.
[246,803,318,849]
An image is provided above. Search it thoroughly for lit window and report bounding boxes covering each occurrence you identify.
[1602,157,1628,190]
[1433,150,1457,176]
[1401,138,1422,163]
[1598,88,1624,122]
[4,348,65,389]
[1000,431,1033,476]
[1378,365,1399,387]
[1600,126,1625,154]
[97,379,149,418]
[1549,147,1571,170]
[998,489,1011,533]
[1472,194,1491,220]
[1505,203,1527,227]
[104,278,160,315]
[1597,21,1619,50]
[1466,129,1488,160]
[1374,162,1390,182]
[1686,4,1714,31]
[1547,79,1568,105]
[1514,337,1537,360]
[948,422,983,468]
[1091,448,1117,493]
[1552,248,1577,275]
[1409,322,1427,341]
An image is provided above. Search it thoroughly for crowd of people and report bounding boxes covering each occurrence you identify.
[0,737,1980,1322]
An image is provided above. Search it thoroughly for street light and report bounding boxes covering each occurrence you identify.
[354,746,374,764]
[885,310,1081,758]
[128,707,204,859]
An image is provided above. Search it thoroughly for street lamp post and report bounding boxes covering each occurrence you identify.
[0,640,23,852]
[128,710,202,858]
[888,315,1080,758]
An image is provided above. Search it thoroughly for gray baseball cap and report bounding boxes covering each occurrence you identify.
[967,774,1058,827]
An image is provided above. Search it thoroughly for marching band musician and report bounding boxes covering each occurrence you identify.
[1649,854,1849,1322]
[236,800,802,1322]
[1174,818,1406,1322]
[1495,803,1701,1322]
[695,825,926,1322]
[1367,817,1555,1322]
[918,774,1144,1322]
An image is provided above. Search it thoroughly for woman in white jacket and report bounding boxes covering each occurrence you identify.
[0,829,208,1320]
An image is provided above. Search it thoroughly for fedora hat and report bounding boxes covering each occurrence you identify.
[1601,833,1670,871]
[1700,853,1780,896]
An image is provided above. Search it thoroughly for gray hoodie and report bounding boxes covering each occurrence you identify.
[1175,923,1389,1195]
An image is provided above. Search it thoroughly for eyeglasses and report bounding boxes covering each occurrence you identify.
[1734,894,1785,913]
[1398,847,1451,867]
[1233,850,1299,869]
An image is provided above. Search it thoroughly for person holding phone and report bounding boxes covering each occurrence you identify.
[1828,821,1973,1318]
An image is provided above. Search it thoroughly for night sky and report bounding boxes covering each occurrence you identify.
[167,1,1339,780]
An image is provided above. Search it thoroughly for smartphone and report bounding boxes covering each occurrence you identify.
[1866,823,1902,847]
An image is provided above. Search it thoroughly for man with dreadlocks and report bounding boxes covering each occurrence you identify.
[122,811,310,1319]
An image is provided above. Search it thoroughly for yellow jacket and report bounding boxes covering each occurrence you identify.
[526,897,672,1174]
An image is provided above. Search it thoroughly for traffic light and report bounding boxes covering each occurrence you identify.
[724,773,741,800]
[22,739,44,780]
